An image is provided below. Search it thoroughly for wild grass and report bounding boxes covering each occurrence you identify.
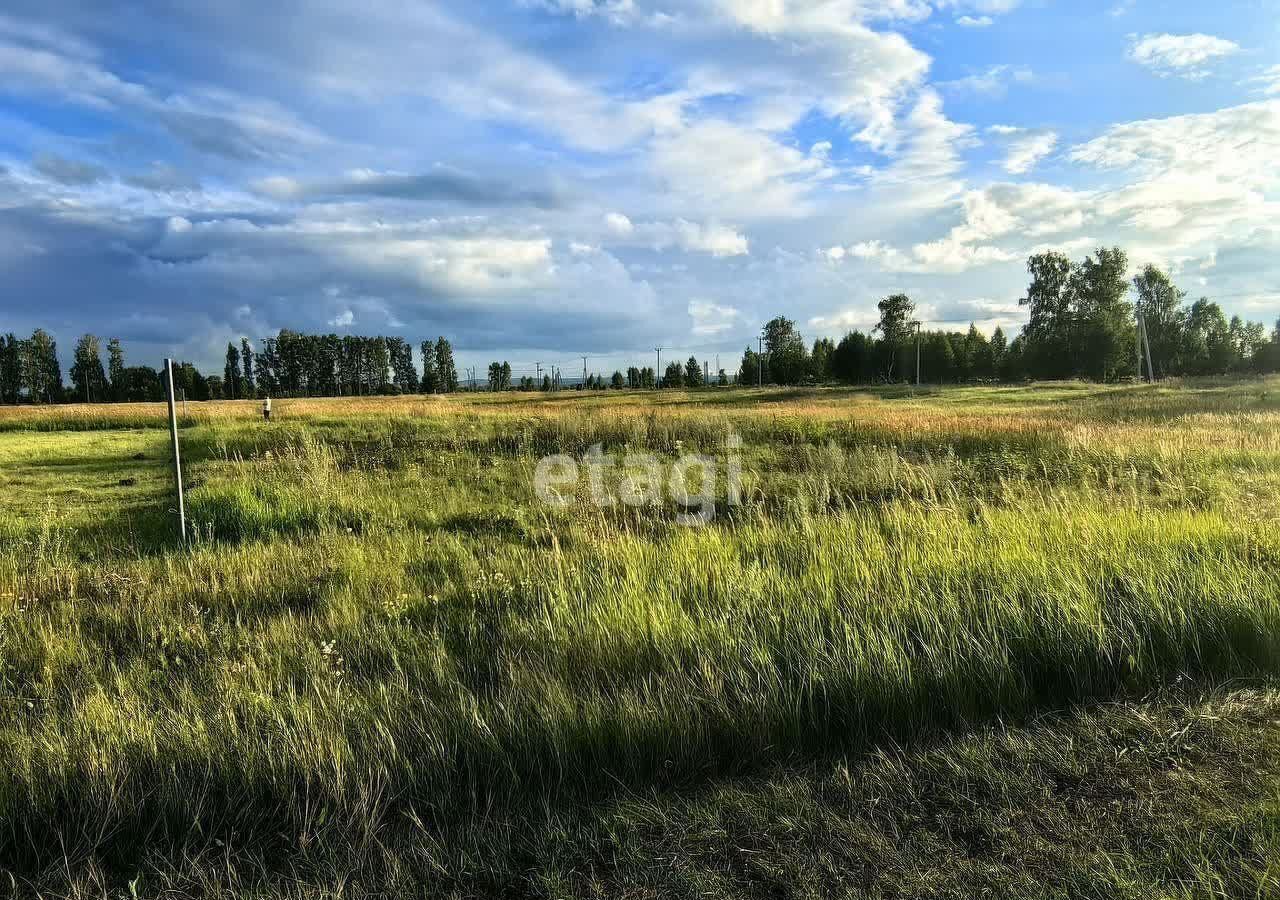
[1,377,1279,896]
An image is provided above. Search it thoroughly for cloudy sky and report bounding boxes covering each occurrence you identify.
[1,0,1278,378]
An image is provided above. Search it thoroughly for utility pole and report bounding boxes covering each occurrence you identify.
[1136,310,1145,381]
[1138,310,1155,382]
[582,356,588,389]
[535,362,542,383]
[703,360,708,385]
[913,321,922,386]
[163,359,187,543]
[654,347,662,389]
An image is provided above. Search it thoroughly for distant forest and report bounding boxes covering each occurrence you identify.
[3,247,1279,403]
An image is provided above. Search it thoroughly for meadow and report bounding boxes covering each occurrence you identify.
[2,378,1280,898]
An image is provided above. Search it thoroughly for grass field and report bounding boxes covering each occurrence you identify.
[2,378,1280,898]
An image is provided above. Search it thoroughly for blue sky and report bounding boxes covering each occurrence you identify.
[0,0,1278,379]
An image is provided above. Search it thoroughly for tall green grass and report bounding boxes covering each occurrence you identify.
[1,378,1279,893]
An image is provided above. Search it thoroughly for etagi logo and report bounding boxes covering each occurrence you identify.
[533,433,743,526]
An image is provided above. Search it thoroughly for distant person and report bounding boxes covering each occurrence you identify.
[262,396,272,422]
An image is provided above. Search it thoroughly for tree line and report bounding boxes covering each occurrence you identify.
[0,329,461,403]
[738,248,1280,386]
[220,333,459,400]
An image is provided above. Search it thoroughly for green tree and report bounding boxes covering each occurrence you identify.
[224,343,241,399]
[24,329,62,403]
[810,337,835,382]
[69,334,107,402]
[965,324,993,380]
[684,356,702,387]
[874,294,915,380]
[107,338,125,401]
[1131,265,1186,379]
[762,316,810,384]
[1071,247,1133,381]
[419,340,438,393]
[240,338,256,398]
[990,326,1008,378]
[435,337,458,392]
[831,331,876,384]
[740,345,768,385]
[0,335,19,404]
[1020,251,1075,379]
[1184,299,1232,374]
[611,371,624,389]
[663,360,683,388]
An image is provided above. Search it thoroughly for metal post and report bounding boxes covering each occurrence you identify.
[164,359,187,543]
[1136,309,1145,381]
[914,322,922,386]
[1140,312,1156,382]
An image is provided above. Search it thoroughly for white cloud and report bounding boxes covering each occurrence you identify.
[673,220,750,256]
[1248,64,1280,96]
[329,309,354,327]
[688,299,740,335]
[840,235,1015,274]
[649,119,827,217]
[956,15,993,27]
[1002,131,1057,174]
[870,88,976,210]
[1128,33,1241,80]
[622,218,750,256]
[940,64,1033,97]
[604,212,634,235]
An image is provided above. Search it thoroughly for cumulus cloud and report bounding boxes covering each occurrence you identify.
[1128,33,1241,80]
[613,218,750,256]
[649,119,828,217]
[1002,131,1057,174]
[688,299,740,335]
[604,212,634,235]
[956,15,993,27]
[841,236,1015,273]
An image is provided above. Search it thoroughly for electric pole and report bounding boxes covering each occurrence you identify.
[163,359,187,543]
[913,321,922,386]
[535,362,542,383]
[654,347,662,389]
[582,355,588,389]
[1136,310,1144,381]
[1138,309,1155,382]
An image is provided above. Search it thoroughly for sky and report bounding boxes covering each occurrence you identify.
[0,0,1278,380]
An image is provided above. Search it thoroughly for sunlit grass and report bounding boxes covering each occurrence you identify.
[2,376,1279,896]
